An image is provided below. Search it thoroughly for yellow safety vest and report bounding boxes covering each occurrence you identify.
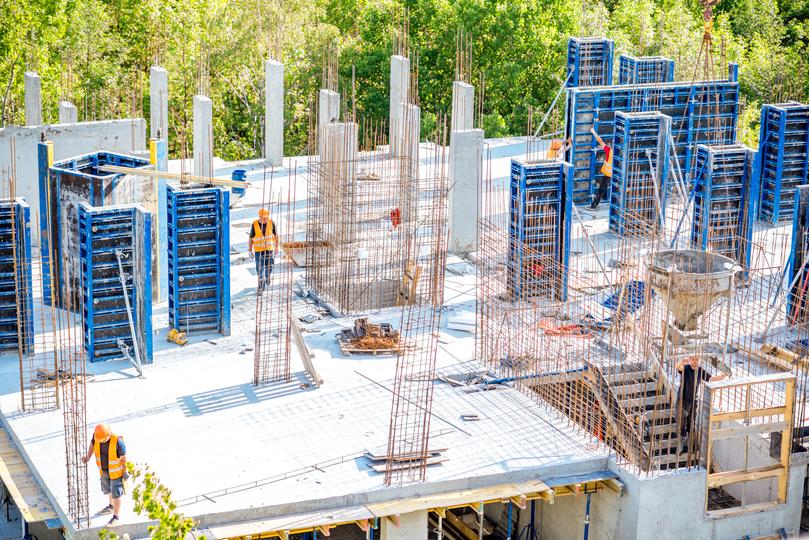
[252,219,276,252]
[94,434,124,479]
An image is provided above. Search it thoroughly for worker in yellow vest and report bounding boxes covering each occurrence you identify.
[546,137,572,160]
[82,423,127,527]
[248,207,278,293]
[589,127,613,209]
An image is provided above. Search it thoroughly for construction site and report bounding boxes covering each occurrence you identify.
[1,4,809,540]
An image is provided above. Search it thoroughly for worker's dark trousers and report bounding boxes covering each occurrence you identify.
[678,398,694,440]
[591,176,611,208]
[255,250,274,290]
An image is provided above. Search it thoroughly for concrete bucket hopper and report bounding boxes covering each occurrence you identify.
[647,250,739,331]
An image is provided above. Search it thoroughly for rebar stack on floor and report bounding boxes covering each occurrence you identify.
[253,169,296,386]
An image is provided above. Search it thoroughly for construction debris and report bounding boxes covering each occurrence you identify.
[338,318,401,355]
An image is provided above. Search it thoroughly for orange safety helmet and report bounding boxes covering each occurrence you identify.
[94,423,112,442]
[549,139,564,151]
[258,208,269,218]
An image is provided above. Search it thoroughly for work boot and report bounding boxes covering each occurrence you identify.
[97,504,113,515]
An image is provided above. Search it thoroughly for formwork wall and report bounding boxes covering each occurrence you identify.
[564,68,739,203]
[41,146,156,307]
[690,144,757,269]
[508,159,573,301]
[567,38,614,87]
[618,55,675,85]
[609,111,672,237]
[79,203,153,363]
[788,187,809,325]
[167,184,231,336]
[756,101,809,223]
[0,198,33,353]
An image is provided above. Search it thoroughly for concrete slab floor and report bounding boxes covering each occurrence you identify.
[0,139,611,539]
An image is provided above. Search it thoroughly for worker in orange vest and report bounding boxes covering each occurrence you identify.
[82,423,127,527]
[589,127,613,209]
[547,137,572,160]
[248,207,278,293]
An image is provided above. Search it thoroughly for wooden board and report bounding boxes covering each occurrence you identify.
[0,425,58,523]
[370,456,448,473]
[337,336,401,356]
[364,448,448,462]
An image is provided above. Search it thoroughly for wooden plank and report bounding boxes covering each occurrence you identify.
[370,456,447,473]
[99,164,248,188]
[706,372,796,390]
[707,464,784,489]
[0,426,58,523]
[710,421,788,441]
[291,320,323,387]
[711,406,786,422]
[705,500,784,519]
[444,510,479,540]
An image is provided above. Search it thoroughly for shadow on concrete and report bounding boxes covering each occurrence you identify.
[178,372,314,416]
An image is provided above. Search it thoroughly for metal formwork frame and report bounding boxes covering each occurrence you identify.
[40,145,152,307]
[0,198,33,352]
[788,186,809,324]
[508,159,573,301]
[618,55,675,85]
[756,101,809,223]
[167,184,231,336]
[564,66,739,203]
[567,37,614,88]
[690,144,757,269]
[79,203,153,363]
[608,111,672,236]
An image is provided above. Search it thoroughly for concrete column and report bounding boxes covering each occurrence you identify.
[24,72,42,126]
[379,510,429,540]
[149,66,169,143]
[322,122,358,240]
[317,88,340,158]
[451,81,474,132]
[150,138,168,301]
[193,95,213,179]
[265,59,284,167]
[393,103,420,166]
[389,55,410,149]
[449,128,484,255]
[58,101,78,124]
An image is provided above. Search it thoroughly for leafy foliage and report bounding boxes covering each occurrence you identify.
[0,0,806,161]
[98,462,203,540]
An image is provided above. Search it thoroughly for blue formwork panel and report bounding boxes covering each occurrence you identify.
[564,66,739,204]
[756,102,809,223]
[79,203,153,364]
[167,185,231,336]
[567,38,614,88]
[788,187,809,324]
[609,112,672,236]
[690,144,757,269]
[508,159,573,301]
[0,199,33,353]
[618,55,675,85]
[41,147,152,308]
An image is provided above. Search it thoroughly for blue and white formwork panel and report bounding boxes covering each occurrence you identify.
[0,198,33,352]
[756,101,809,223]
[40,144,152,307]
[618,55,675,85]
[167,184,231,336]
[608,111,672,236]
[564,63,739,204]
[508,159,573,301]
[79,203,153,364]
[567,37,614,88]
[690,144,757,269]
[788,186,809,325]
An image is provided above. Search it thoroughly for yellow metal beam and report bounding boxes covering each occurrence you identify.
[0,425,58,523]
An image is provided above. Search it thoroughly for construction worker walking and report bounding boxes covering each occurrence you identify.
[248,208,278,293]
[82,423,127,527]
[589,127,613,209]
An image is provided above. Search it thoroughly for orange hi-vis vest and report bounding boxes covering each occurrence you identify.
[601,145,613,177]
[94,434,124,479]
[252,219,276,252]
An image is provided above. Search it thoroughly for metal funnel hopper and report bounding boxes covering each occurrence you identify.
[647,250,739,331]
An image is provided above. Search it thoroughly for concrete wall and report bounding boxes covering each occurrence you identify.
[389,55,410,148]
[0,119,147,245]
[150,66,169,143]
[265,59,284,166]
[451,81,474,132]
[380,510,428,540]
[318,89,340,158]
[24,72,42,126]
[58,101,78,124]
[449,128,483,255]
[193,95,213,178]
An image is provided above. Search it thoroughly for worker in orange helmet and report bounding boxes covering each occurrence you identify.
[248,207,278,293]
[546,137,572,160]
[82,423,127,527]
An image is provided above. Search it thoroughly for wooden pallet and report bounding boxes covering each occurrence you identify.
[337,336,401,356]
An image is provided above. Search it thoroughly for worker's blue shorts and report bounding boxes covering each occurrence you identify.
[100,473,125,499]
